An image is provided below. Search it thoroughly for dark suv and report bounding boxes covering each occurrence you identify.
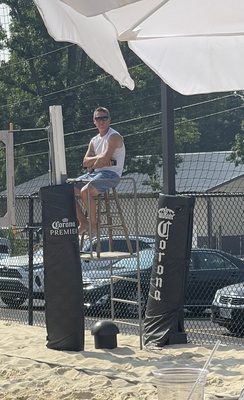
[82,248,244,317]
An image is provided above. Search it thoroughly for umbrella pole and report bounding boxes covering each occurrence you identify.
[161,81,175,195]
[144,81,191,347]
[161,81,187,345]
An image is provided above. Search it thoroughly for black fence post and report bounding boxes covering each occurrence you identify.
[207,197,213,249]
[28,196,34,325]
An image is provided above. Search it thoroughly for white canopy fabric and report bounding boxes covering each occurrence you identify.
[34,0,135,90]
[60,0,144,17]
[33,0,244,95]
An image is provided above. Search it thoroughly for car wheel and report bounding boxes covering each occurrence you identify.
[1,295,26,308]
[229,322,244,337]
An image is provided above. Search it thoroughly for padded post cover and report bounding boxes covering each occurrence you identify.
[144,194,195,347]
[40,183,84,351]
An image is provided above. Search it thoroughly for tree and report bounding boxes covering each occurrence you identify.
[0,1,242,193]
[126,116,201,190]
[227,131,244,166]
[227,94,244,166]
[0,0,104,185]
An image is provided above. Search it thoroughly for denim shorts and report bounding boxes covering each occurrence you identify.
[74,170,120,192]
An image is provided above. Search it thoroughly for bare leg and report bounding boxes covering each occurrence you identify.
[74,187,88,233]
[81,184,100,235]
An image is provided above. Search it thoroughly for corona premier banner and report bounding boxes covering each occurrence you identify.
[40,183,84,351]
[144,194,195,347]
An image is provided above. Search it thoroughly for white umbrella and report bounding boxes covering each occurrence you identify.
[33,0,135,90]
[34,0,239,347]
[34,0,244,95]
[60,0,144,17]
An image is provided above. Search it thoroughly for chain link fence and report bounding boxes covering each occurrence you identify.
[0,191,243,346]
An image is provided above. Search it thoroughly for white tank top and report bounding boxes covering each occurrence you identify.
[91,127,125,177]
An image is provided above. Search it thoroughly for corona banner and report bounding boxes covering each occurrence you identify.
[144,194,195,347]
[41,183,84,351]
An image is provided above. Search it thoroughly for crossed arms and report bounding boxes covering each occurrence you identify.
[83,133,123,170]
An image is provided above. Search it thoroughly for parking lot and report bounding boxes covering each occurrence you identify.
[0,300,243,348]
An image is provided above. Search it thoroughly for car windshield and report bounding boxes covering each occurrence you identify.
[34,249,43,257]
[0,245,9,254]
[112,248,154,271]
[84,238,152,253]
[190,250,239,271]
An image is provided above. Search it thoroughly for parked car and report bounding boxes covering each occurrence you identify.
[83,248,153,317]
[1,241,244,315]
[82,248,244,317]
[0,236,154,308]
[186,248,244,314]
[0,238,11,259]
[0,249,44,307]
[211,282,244,335]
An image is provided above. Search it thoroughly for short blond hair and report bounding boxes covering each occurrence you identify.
[93,107,110,118]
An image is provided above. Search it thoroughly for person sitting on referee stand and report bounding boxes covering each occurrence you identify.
[73,107,125,238]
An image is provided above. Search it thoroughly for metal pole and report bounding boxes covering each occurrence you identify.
[49,105,67,184]
[28,196,34,325]
[207,198,213,248]
[161,81,175,195]
[0,128,15,228]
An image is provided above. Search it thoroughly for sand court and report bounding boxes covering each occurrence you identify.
[0,321,243,399]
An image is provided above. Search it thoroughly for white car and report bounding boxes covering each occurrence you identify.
[211,282,244,335]
[0,236,154,308]
[0,249,44,307]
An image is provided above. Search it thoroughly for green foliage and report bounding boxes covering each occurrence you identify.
[0,142,6,192]
[227,132,244,166]
[0,227,28,255]
[0,23,7,50]
[175,117,201,153]
[0,1,243,193]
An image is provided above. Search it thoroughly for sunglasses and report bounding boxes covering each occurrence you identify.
[94,116,109,121]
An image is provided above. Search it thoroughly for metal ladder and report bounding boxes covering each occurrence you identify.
[79,177,143,349]
[96,187,133,257]
[108,179,143,349]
